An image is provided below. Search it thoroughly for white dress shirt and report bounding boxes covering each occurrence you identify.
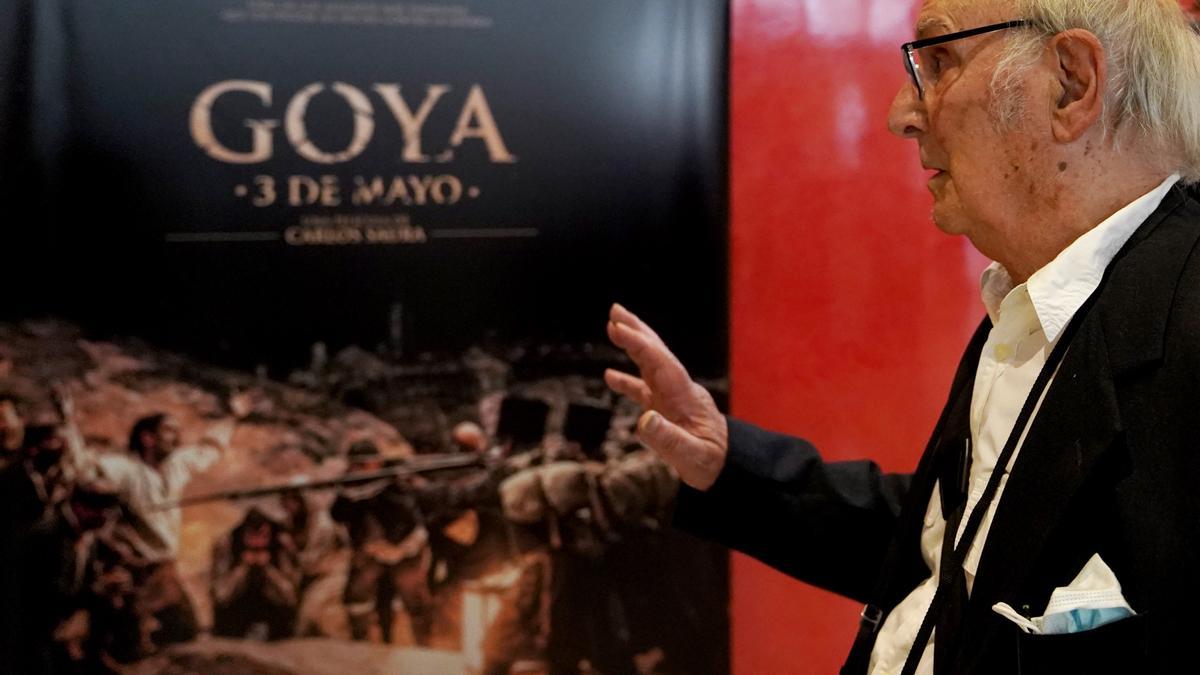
[868,174,1180,675]
[96,445,220,561]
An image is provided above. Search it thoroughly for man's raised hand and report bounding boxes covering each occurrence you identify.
[604,303,728,490]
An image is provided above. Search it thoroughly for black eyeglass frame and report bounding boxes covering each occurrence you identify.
[901,19,1035,99]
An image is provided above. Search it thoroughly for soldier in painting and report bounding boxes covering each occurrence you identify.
[331,440,435,645]
[485,400,682,675]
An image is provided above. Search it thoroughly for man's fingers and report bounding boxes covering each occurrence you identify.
[611,303,667,346]
[610,303,649,334]
[604,369,653,408]
[607,320,690,386]
[606,317,628,349]
[608,304,681,372]
[607,318,651,357]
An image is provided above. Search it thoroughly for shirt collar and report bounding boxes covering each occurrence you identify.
[980,174,1180,342]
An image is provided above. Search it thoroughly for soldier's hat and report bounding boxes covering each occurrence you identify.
[496,397,550,450]
[563,402,613,460]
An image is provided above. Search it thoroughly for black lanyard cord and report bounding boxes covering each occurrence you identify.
[899,286,1101,675]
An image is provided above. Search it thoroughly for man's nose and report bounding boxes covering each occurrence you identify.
[887,83,926,139]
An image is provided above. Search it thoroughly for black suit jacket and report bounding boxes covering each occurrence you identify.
[675,184,1200,674]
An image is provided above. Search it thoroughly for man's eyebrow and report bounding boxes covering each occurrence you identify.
[915,17,954,40]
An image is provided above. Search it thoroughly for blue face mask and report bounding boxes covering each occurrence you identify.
[1040,605,1134,634]
[992,554,1136,635]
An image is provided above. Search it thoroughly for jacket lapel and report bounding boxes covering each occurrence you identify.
[841,320,991,675]
[881,318,991,608]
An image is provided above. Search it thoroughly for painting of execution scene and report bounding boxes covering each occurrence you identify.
[0,323,729,674]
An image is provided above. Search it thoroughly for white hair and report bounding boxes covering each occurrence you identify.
[991,0,1200,184]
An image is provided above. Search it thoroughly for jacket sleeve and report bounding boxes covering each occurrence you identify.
[672,417,911,604]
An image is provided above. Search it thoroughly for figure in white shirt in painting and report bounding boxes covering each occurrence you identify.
[94,412,235,651]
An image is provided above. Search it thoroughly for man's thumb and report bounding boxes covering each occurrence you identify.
[636,410,694,462]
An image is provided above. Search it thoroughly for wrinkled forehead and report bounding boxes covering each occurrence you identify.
[915,0,1012,38]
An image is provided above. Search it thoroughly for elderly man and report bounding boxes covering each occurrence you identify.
[605,1,1200,673]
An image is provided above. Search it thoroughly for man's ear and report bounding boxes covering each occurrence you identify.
[1049,29,1106,143]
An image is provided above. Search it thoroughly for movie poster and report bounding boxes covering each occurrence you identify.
[1,1,729,673]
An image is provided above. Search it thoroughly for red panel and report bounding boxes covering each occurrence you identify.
[728,1,987,672]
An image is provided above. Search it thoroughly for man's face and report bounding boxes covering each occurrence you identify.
[156,418,181,456]
[31,430,66,473]
[888,1,1049,255]
[241,522,273,567]
[242,522,272,549]
[0,401,23,452]
[139,418,181,463]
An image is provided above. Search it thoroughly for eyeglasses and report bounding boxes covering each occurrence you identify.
[901,20,1034,99]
